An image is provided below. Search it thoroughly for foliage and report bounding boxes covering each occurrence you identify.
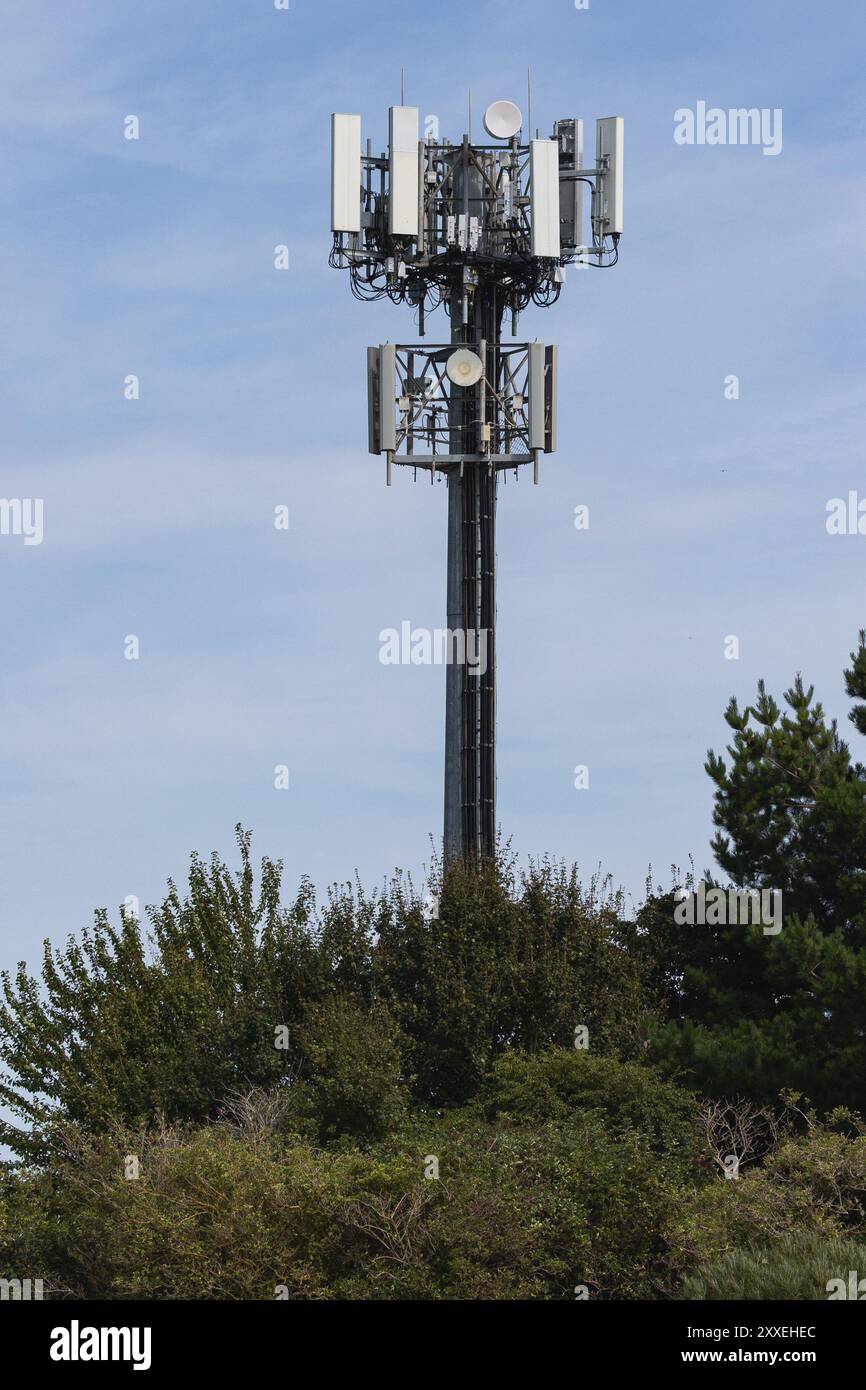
[705,651,866,934]
[372,853,656,1106]
[643,632,866,1114]
[670,1126,866,1276]
[678,1233,866,1301]
[482,1050,699,1169]
[0,830,321,1163]
[292,996,407,1144]
[0,837,660,1162]
[0,1061,697,1301]
[5,632,866,1297]
[5,1068,866,1302]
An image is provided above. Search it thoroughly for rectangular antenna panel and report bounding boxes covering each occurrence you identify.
[331,113,361,233]
[378,343,397,451]
[557,119,584,250]
[528,342,547,449]
[596,117,624,235]
[530,139,561,259]
[545,345,557,454]
[389,106,420,237]
[367,347,380,454]
[367,345,397,454]
[527,343,558,453]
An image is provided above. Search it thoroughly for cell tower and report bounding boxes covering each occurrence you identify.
[330,92,623,862]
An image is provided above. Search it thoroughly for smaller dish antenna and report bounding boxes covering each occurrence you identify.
[483,100,522,140]
[446,348,484,387]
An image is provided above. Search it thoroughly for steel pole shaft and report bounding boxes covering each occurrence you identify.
[444,288,499,862]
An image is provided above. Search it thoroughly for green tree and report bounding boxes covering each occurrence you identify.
[0,829,321,1163]
[706,655,866,932]
[0,833,662,1162]
[371,852,659,1106]
[648,632,866,1111]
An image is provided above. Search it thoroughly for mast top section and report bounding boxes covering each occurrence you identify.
[329,103,623,327]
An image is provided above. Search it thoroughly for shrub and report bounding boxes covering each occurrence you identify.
[670,1127,866,1279]
[482,1050,701,1169]
[294,996,407,1144]
[0,1076,694,1300]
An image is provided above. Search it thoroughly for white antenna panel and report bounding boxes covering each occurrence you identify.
[389,106,420,237]
[331,113,361,233]
[528,342,546,449]
[530,139,561,259]
[596,116,624,235]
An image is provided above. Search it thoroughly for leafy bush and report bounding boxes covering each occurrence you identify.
[482,1050,700,1168]
[0,1070,694,1300]
[671,1127,866,1276]
[293,996,407,1144]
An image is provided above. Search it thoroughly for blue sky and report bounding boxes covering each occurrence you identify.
[1,0,865,970]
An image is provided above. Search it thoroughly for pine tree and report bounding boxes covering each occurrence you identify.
[651,632,866,1111]
[706,661,866,932]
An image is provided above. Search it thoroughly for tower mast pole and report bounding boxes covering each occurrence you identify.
[444,142,500,861]
[330,99,624,865]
